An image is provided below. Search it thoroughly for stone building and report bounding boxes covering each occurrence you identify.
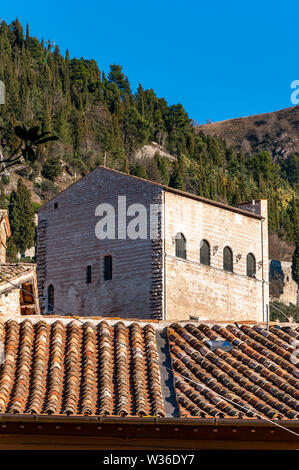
[0,209,39,318]
[36,166,269,322]
[269,260,298,306]
[0,263,39,317]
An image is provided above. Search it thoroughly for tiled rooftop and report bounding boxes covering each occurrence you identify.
[0,317,298,421]
[169,323,299,420]
[0,319,165,417]
[0,264,35,287]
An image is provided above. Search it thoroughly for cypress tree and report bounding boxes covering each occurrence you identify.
[6,239,18,262]
[122,156,129,174]
[9,179,35,253]
[0,182,7,209]
[169,161,184,190]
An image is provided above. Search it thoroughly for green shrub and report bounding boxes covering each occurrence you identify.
[1,175,10,185]
[41,157,62,181]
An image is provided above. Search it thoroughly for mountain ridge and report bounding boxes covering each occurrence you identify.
[197,105,299,159]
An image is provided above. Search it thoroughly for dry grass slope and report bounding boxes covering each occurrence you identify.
[197,105,299,159]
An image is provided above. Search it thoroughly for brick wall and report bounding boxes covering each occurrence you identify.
[163,191,269,322]
[150,192,163,319]
[36,220,47,313]
[37,167,163,318]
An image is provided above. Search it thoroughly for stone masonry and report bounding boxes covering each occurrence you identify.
[270,260,298,306]
[164,193,268,321]
[37,167,163,318]
[37,166,269,322]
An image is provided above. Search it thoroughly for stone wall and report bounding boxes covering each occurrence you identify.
[269,260,298,306]
[163,192,269,322]
[0,269,39,318]
[37,167,163,318]
[36,220,47,313]
[150,192,163,319]
[0,288,20,317]
[0,210,9,264]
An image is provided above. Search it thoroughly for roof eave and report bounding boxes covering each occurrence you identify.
[0,414,298,428]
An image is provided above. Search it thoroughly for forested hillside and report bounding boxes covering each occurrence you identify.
[0,19,298,257]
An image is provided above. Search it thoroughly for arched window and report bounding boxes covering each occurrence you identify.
[200,240,210,266]
[247,253,256,278]
[47,284,54,312]
[223,246,233,272]
[86,265,92,284]
[104,255,112,281]
[175,233,186,259]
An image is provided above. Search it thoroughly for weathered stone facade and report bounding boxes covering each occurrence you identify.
[0,288,20,317]
[37,166,269,321]
[36,220,47,313]
[0,210,10,263]
[0,211,39,318]
[150,192,163,319]
[37,167,163,318]
[164,194,268,322]
[0,265,39,318]
[270,260,298,306]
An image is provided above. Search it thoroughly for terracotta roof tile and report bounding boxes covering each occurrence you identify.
[0,318,298,421]
[0,264,35,287]
[168,323,299,420]
[0,318,165,417]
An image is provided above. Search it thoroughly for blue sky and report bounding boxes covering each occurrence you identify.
[1,0,299,124]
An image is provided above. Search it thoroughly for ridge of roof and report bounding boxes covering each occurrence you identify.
[0,263,36,286]
[37,165,263,220]
[2,315,297,329]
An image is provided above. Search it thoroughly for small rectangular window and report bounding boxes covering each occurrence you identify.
[47,284,54,312]
[54,202,58,209]
[86,265,92,284]
[104,255,112,281]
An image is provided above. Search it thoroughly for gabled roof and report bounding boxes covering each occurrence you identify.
[0,317,298,422]
[0,264,35,288]
[37,166,263,220]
